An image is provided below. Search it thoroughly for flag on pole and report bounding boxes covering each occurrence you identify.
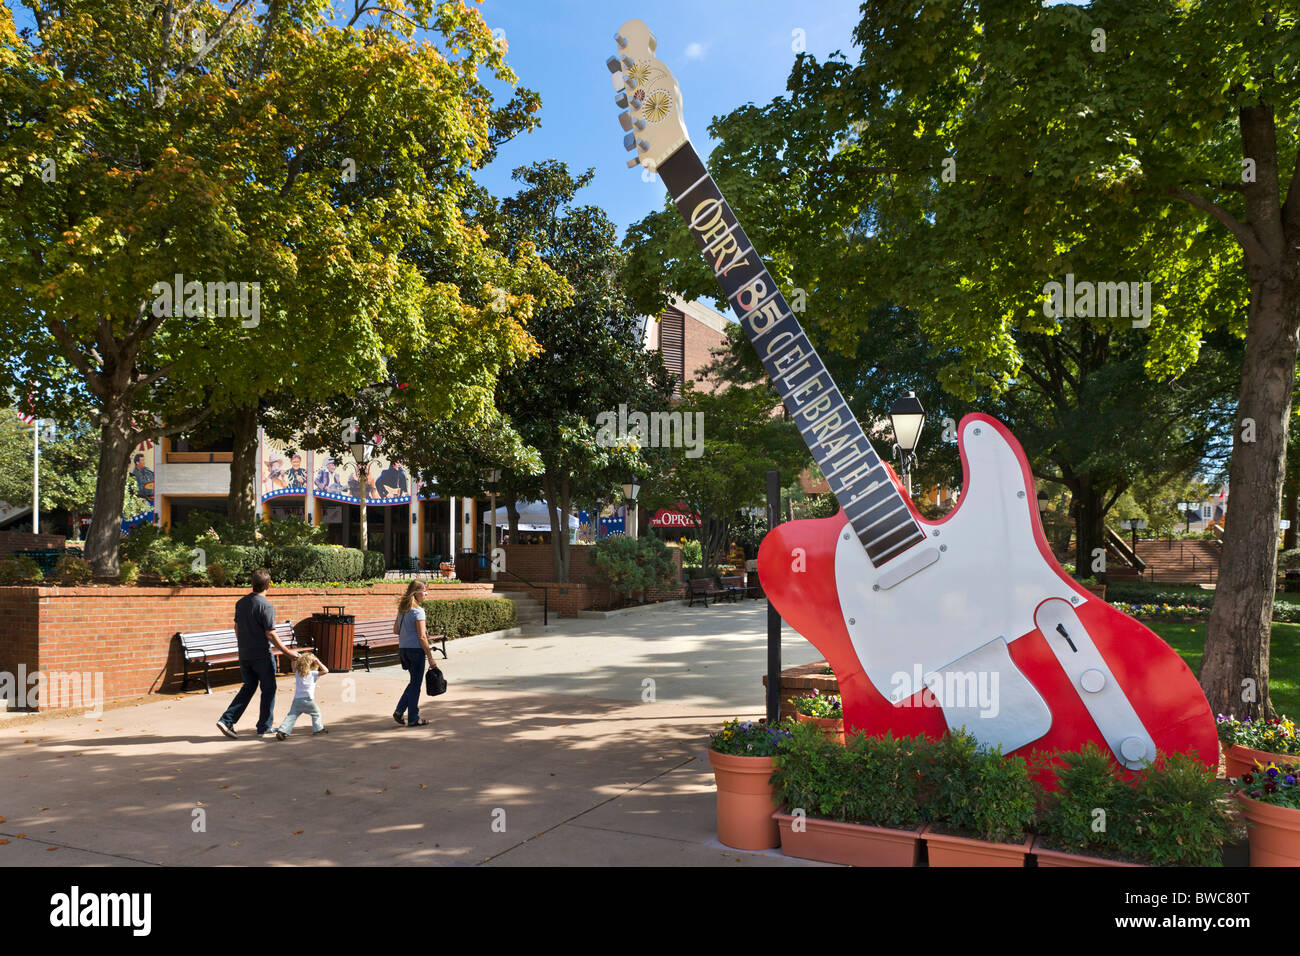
[15,410,34,425]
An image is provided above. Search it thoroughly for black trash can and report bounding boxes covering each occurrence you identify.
[316,605,355,671]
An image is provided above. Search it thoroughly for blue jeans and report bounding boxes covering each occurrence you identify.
[397,648,426,723]
[277,696,324,734]
[220,657,277,734]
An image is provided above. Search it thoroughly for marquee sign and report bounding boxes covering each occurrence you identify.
[649,507,699,528]
[607,19,1217,772]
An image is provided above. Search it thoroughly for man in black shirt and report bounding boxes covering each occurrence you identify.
[216,569,299,738]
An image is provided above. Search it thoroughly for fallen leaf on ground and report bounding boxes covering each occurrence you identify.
[45,846,57,852]
[293,830,304,835]
[218,785,230,789]
[0,840,8,846]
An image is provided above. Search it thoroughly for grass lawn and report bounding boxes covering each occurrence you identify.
[1147,620,1300,715]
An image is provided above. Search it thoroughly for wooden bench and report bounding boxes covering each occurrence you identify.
[176,621,298,694]
[688,577,726,607]
[350,618,447,672]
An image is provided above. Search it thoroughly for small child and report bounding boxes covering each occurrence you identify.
[275,651,329,739]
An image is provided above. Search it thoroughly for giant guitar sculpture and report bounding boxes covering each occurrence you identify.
[607,19,1217,771]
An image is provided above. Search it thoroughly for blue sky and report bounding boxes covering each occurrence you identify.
[472,0,866,237]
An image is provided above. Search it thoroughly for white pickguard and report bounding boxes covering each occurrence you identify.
[834,420,1080,753]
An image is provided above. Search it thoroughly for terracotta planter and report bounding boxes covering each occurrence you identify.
[921,825,1032,866]
[1236,792,1300,867]
[774,811,921,866]
[1030,837,1142,867]
[1224,744,1298,780]
[794,711,845,743]
[707,749,780,850]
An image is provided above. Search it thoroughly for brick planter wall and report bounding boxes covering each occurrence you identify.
[0,581,494,709]
[761,660,839,721]
[495,543,685,613]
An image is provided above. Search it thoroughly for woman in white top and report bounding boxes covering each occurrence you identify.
[393,581,437,727]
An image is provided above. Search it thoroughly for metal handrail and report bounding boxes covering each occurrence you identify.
[495,566,549,626]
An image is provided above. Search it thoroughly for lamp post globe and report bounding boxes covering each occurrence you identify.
[888,391,926,497]
[621,476,641,540]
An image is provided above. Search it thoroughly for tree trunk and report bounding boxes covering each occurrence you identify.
[1074,479,1106,581]
[543,470,571,583]
[227,404,259,528]
[506,497,520,540]
[1202,280,1299,719]
[83,402,135,578]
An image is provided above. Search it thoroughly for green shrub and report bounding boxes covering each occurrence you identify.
[677,538,702,566]
[1038,744,1140,858]
[119,523,165,565]
[118,559,139,586]
[54,555,93,585]
[206,561,230,587]
[266,545,363,584]
[421,598,517,638]
[0,555,43,584]
[1279,548,1300,570]
[259,517,327,547]
[362,549,386,579]
[1131,753,1233,866]
[922,730,1037,844]
[206,545,268,586]
[586,535,677,605]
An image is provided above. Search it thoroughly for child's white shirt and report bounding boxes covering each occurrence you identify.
[295,669,318,700]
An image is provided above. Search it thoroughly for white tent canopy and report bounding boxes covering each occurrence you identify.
[482,500,579,533]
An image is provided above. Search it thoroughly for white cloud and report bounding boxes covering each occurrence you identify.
[683,42,707,60]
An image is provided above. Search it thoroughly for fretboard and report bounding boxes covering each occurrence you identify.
[656,143,927,567]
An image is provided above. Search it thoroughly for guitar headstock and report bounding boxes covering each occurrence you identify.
[606,19,689,173]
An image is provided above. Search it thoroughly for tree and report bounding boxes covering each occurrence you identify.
[0,0,546,574]
[641,382,808,573]
[627,0,1288,714]
[482,161,673,582]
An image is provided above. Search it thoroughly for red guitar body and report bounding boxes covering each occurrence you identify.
[758,414,1218,774]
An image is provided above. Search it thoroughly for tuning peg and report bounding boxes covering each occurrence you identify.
[610,70,625,91]
[605,55,621,73]
[626,157,640,168]
[621,55,634,69]
[623,132,637,151]
[618,111,632,131]
[637,139,650,151]
[614,31,627,48]
[614,90,628,109]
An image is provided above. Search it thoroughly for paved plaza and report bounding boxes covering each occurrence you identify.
[0,602,826,866]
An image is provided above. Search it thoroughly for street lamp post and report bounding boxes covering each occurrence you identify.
[888,391,926,498]
[621,475,641,540]
[483,468,501,579]
[346,419,375,552]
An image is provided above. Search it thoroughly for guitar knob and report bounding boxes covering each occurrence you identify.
[623,132,637,151]
[1079,668,1105,693]
[1120,736,1149,765]
[605,55,621,74]
[614,90,629,109]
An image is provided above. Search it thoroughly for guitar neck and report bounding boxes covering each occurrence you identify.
[656,142,926,567]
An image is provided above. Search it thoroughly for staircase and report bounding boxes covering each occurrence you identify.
[1133,539,1221,586]
[493,587,549,628]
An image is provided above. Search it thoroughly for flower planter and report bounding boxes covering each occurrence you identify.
[921,825,1033,866]
[707,749,780,850]
[774,811,921,866]
[1030,837,1142,867]
[794,711,845,744]
[1225,744,1297,780]
[1236,792,1300,866]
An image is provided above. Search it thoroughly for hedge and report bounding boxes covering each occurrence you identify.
[207,545,269,587]
[363,549,386,579]
[421,598,517,639]
[266,545,364,584]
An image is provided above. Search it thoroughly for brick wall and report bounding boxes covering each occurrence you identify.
[0,531,66,554]
[0,581,494,708]
[682,311,728,393]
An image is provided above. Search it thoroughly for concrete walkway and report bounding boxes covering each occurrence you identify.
[0,602,827,866]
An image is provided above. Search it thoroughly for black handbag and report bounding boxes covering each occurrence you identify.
[425,665,447,697]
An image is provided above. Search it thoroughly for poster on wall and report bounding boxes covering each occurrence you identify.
[310,449,415,506]
[260,436,310,501]
[129,439,155,506]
